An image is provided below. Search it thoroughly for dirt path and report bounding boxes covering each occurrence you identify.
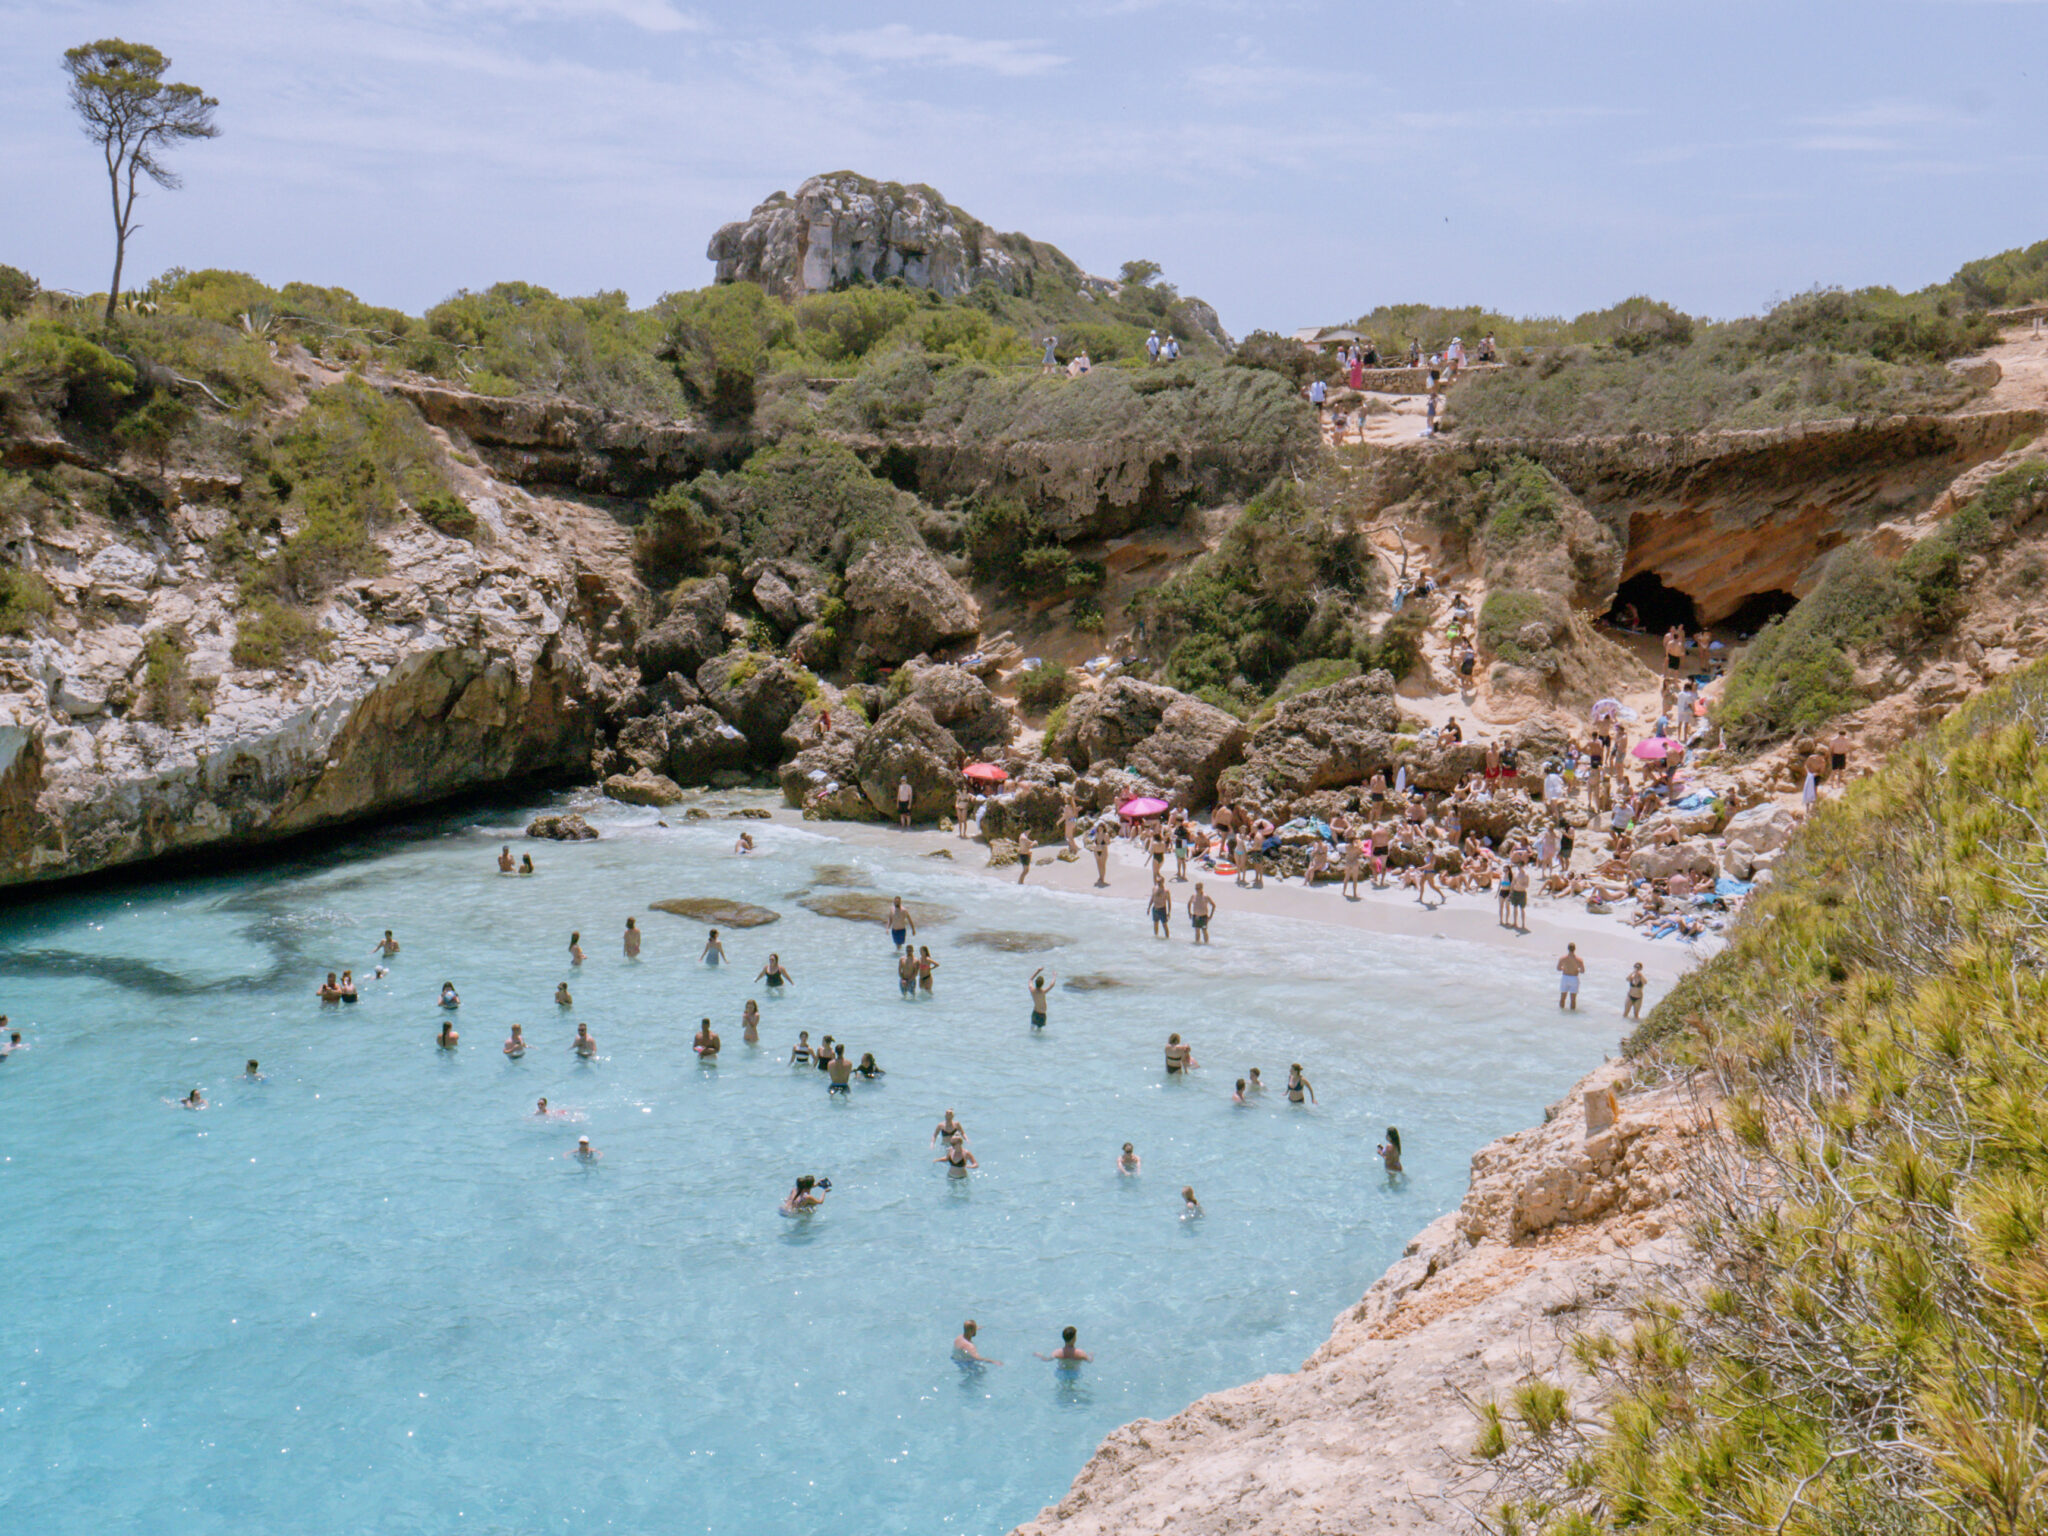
[1967,324,2048,414]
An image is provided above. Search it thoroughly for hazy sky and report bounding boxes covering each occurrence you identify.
[3,1,2044,337]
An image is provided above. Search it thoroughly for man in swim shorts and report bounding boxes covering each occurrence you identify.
[1557,942,1585,1010]
[897,776,915,829]
[1148,877,1172,938]
[1188,883,1214,944]
[826,1044,854,1095]
[1028,969,1053,1029]
[889,897,916,954]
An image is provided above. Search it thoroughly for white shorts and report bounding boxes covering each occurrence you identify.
[1559,973,1580,995]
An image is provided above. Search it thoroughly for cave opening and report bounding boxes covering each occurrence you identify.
[1607,571,1698,632]
[1718,589,1800,638]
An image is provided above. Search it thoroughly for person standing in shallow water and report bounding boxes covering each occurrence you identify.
[1187,882,1215,944]
[1623,961,1647,1020]
[953,1320,1001,1365]
[1028,968,1054,1031]
[1377,1127,1404,1175]
[1556,943,1586,1010]
[568,931,584,966]
[623,917,641,959]
[1036,1325,1091,1364]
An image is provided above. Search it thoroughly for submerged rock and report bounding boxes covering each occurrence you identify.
[1062,973,1125,991]
[647,897,780,927]
[811,863,873,888]
[797,894,955,926]
[527,813,600,841]
[959,930,1073,953]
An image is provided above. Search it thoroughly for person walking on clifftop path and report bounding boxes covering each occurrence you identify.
[1041,336,1059,375]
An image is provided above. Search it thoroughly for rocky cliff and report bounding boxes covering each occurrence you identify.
[709,172,1084,303]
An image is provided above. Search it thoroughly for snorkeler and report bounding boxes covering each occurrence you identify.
[701,929,727,967]
[952,1320,1002,1365]
[573,1023,597,1058]
[693,1018,721,1060]
[438,981,460,1009]
[1035,1326,1091,1364]
[504,1025,526,1057]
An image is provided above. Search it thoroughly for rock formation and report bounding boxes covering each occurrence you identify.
[707,173,1083,303]
[1226,672,1403,801]
[1053,677,1246,805]
[843,542,981,664]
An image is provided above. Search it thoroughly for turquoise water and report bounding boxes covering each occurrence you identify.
[0,794,1633,1536]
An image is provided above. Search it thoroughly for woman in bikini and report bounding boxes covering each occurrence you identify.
[741,1000,761,1045]
[338,970,359,1003]
[1164,1033,1197,1074]
[1285,1063,1317,1105]
[935,1133,977,1178]
[789,1030,813,1066]
[916,946,938,996]
[504,1024,526,1057]
[756,953,793,993]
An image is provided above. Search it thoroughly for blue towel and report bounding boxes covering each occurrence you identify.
[1672,791,1718,812]
[1714,877,1753,897]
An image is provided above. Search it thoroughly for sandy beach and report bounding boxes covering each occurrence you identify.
[809,808,1707,998]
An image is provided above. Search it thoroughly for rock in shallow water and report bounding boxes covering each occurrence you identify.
[959,930,1072,953]
[1062,973,1124,991]
[647,898,780,927]
[526,813,599,841]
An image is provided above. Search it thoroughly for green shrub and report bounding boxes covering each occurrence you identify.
[1473,456,1565,547]
[1015,663,1075,714]
[417,282,682,414]
[1478,589,1553,666]
[1040,698,1069,743]
[655,282,795,419]
[1949,238,2048,309]
[1269,656,1359,706]
[0,265,40,321]
[232,595,329,670]
[964,497,1049,580]
[690,436,915,569]
[0,566,55,634]
[2,322,136,427]
[140,628,209,725]
[114,391,195,473]
[1356,604,1429,679]
[415,492,478,539]
[1166,631,1237,693]
[635,483,727,580]
[1070,595,1104,632]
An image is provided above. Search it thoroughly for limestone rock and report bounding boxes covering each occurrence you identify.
[902,661,1013,757]
[527,813,600,841]
[1723,801,1797,855]
[854,699,962,819]
[664,706,752,784]
[976,776,1067,842]
[636,576,729,682]
[1233,672,1401,801]
[796,893,955,926]
[778,731,869,818]
[1054,678,1246,806]
[1628,839,1718,880]
[843,543,980,665]
[603,767,686,806]
[743,559,823,634]
[695,652,811,758]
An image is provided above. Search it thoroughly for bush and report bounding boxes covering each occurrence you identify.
[0,265,39,321]
[0,566,55,634]
[1015,663,1075,714]
[1356,605,1429,679]
[1040,698,1069,743]
[232,595,329,670]
[1070,595,1104,632]
[655,282,795,419]
[1478,589,1554,666]
[1229,330,1328,389]
[1166,631,1238,693]
[1473,456,1566,547]
[114,391,195,473]
[141,628,208,725]
[2,322,136,428]
[690,436,915,569]
[635,483,727,581]
[415,492,478,539]
[418,282,682,414]
[1268,656,1359,706]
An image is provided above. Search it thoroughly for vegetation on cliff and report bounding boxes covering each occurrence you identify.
[1476,660,2048,1535]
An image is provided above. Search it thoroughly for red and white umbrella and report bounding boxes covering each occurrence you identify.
[962,763,1009,785]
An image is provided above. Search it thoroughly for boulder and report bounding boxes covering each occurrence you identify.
[1055,678,1246,806]
[1723,802,1797,855]
[796,893,956,926]
[976,777,1067,842]
[1628,840,1718,881]
[648,897,780,927]
[526,813,599,841]
[696,652,812,758]
[855,699,963,820]
[959,929,1073,952]
[1235,672,1401,800]
[752,570,804,632]
[603,767,686,806]
[664,706,752,783]
[843,543,980,665]
[778,731,868,815]
[1390,737,1490,791]
[635,575,729,682]
[903,662,1013,757]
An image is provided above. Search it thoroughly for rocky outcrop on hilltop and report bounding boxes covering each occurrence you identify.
[0,479,637,887]
[1012,1063,1708,1536]
[708,172,1084,303]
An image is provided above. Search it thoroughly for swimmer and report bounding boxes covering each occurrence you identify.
[1164,1033,1197,1073]
[826,1044,854,1096]
[898,950,918,998]
[734,831,755,854]
[931,1109,966,1147]
[953,1320,1002,1366]
[437,1020,459,1049]
[376,930,400,957]
[916,945,937,996]
[756,953,793,992]
[856,1051,885,1079]
[498,845,516,873]
[693,1017,721,1059]
[338,970,358,1003]
[568,931,585,966]
[317,971,341,1002]
[1377,1126,1404,1175]
[438,981,461,1009]
[519,854,535,875]
[782,1174,825,1214]
[181,1087,205,1109]
[1246,1067,1265,1095]
[555,982,573,1008]
[888,897,916,954]
[573,1022,597,1058]
[1028,968,1054,1031]
[1232,1078,1248,1104]
[701,929,728,967]
[504,1024,527,1058]
[1116,1142,1141,1175]
[790,1030,813,1066]
[573,1136,600,1161]
[1182,1186,1204,1218]
[741,1000,761,1045]
[1035,1326,1091,1364]
[623,917,641,960]
[374,966,388,980]
[814,1033,836,1072]
[245,1060,263,1080]
[935,1131,977,1176]
[1285,1063,1317,1106]
[535,1097,550,1116]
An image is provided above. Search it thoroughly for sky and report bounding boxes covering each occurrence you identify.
[3,0,2045,338]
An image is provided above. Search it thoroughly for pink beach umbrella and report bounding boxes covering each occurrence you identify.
[1118,796,1170,818]
[1630,738,1685,761]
